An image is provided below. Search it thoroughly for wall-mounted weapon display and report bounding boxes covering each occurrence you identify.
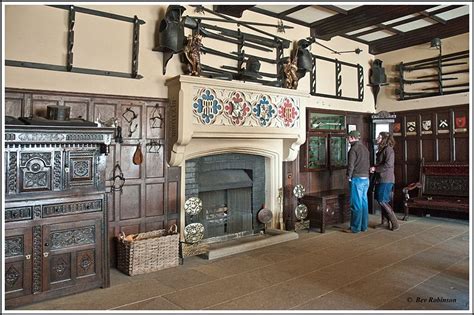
[156,5,292,86]
[310,54,364,102]
[6,5,145,79]
[396,48,469,101]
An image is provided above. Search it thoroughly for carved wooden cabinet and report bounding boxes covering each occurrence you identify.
[4,124,113,308]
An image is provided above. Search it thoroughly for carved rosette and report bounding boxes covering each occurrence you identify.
[80,253,93,272]
[33,226,42,293]
[20,152,52,191]
[5,266,20,288]
[72,160,90,178]
[53,257,68,276]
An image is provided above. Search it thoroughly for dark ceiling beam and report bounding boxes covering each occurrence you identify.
[347,5,463,38]
[213,5,255,18]
[369,15,469,55]
[249,6,311,27]
[419,10,447,24]
[310,5,435,40]
[317,5,349,15]
[277,5,310,17]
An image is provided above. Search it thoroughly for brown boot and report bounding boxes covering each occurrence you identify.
[374,205,390,229]
[381,202,399,231]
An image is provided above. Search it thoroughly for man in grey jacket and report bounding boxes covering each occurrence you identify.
[345,130,370,233]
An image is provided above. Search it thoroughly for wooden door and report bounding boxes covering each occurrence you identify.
[42,219,103,292]
[4,226,33,299]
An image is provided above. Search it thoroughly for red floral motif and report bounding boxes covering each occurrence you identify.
[278,98,298,127]
[224,92,250,126]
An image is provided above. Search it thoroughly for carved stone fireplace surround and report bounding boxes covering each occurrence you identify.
[166,75,309,234]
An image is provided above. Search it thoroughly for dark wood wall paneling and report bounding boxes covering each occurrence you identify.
[4,88,181,266]
[283,109,371,230]
[391,104,469,214]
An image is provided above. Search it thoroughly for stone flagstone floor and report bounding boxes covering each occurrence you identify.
[15,214,470,312]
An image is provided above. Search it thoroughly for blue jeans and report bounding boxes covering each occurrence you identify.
[350,177,369,232]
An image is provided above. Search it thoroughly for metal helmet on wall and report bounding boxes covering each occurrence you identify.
[158,5,186,54]
[295,38,314,79]
[370,59,387,85]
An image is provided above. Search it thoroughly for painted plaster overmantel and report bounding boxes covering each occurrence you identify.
[165,75,309,167]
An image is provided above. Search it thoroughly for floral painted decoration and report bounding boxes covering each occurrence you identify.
[253,95,276,127]
[224,92,251,126]
[193,89,223,124]
[278,98,299,127]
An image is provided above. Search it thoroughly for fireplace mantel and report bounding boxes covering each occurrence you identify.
[165,75,309,167]
[166,75,309,230]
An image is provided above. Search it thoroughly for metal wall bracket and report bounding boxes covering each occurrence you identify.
[5,5,145,80]
[310,54,364,102]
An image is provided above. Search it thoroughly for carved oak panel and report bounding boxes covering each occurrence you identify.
[5,236,24,257]
[424,176,469,197]
[5,206,33,222]
[66,150,97,188]
[5,262,25,293]
[42,199,103,218]
[76,249,96,278]
[49,226,96,250]
[19,152,52,192]
[49,253,72,284]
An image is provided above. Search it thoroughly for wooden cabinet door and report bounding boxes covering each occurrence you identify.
[42,219,103,292]
[4,226,33,299]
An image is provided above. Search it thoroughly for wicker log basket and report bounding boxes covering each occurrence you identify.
[117,225,179,276]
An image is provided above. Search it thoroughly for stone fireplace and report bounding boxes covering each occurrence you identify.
[166,75,309,240]
[185,153,265,242]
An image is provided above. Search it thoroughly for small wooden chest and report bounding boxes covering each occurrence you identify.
[300,189,350,233]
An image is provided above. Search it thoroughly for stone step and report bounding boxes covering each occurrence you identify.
[203,229,299,260]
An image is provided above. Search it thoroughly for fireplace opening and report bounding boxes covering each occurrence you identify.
[185,153,265,243]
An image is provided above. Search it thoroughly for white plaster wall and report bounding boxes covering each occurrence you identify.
[5,4,375,113]
[375,33,470,112]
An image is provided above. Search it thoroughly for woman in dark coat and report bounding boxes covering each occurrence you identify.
[370,132,399,231]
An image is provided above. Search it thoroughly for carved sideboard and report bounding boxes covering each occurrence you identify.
[4,124,114,308]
